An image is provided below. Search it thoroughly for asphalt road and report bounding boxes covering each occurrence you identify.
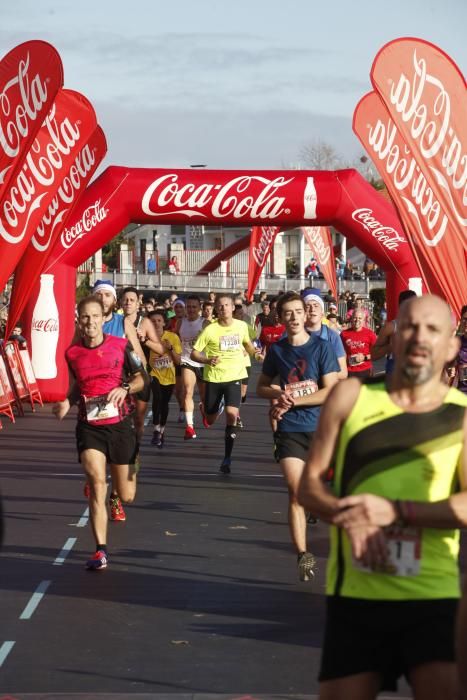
[0,368,423,699]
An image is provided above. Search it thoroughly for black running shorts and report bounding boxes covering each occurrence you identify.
[204,380,242,414]
[180,362,204,382]
[319,596,458,692]
[76,417,138,465]
[274,431,314,462]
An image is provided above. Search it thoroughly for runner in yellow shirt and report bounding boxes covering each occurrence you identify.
[147,309,182,448]
[191,294,260,474]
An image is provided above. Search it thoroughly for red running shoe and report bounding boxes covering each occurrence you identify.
[109,496,126,522]
[199,402,210,429]
[184,425,197,440]
[85,550,108,571]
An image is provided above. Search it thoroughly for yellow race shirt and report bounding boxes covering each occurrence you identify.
[192,319,250,383]
[148,331,181,385]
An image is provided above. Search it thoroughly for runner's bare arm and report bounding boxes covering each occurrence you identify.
[288,371,339,408]
[124,318,146,364]
[371,320,394,361]
[138,317,165,355]
[256,372,293,403]
[243,339,262,360]
[298,378,362,521]
[337,355,348,380]
[106,369,145,407]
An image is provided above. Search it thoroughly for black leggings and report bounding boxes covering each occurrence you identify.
[151,377,174,427]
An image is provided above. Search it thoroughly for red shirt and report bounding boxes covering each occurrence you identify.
[259,324,286,352]
[340,327,377,373]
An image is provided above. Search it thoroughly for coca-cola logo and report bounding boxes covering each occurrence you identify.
[252,226,279,267]
[368,117,448,247]
[60,199,108,249]
[32,142,97,251]
[0,52,48,161]
[141,174,295,220]
[351,208,406,250]
[31,317,58,332]
[302,226,330,265]
[0,101,81,244]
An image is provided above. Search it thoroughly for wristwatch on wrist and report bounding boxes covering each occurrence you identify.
[122,381,131,394]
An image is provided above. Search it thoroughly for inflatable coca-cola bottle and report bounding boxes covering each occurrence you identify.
[31,274,59,379]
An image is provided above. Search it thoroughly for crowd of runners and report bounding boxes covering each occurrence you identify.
[51,280,467,699]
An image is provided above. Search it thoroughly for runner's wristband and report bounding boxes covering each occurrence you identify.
[394,499,408,527]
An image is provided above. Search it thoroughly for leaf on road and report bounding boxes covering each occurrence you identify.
[165,530,178,536]
[171,640,189,645]
[228,525,248,530]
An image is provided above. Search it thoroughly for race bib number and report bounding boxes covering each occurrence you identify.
[353,526,422,577]
[219,334,241,351]
[153,355,173,370]
[84,395,119,423]
[349,354,364,366]
[285,379,318,399]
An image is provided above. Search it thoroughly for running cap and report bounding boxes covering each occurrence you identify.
[93,279,117,299]
[301,288,324,310]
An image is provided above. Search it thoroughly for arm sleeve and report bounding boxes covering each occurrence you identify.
[193,327,208,353]
[320,340,340,375]
[330,331,346,359]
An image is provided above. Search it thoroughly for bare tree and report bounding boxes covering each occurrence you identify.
[298,140,343,170]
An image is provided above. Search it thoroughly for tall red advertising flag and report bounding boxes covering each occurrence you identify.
[353,89,466,317]
[0,88,98,294]
[0,41,63,197]
[302,226,337,300]
[7,126,107,335]
[247,226,281,300]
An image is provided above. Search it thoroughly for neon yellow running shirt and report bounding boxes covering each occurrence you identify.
[192,319,250,383]
[327,381,467,601]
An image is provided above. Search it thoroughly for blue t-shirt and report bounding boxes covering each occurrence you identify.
[103,313,125,338]
[309,324,345,359]
[262,335,339,432]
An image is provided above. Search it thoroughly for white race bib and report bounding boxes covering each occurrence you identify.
[285,379,318,399]
[219,334,241,351]
[353,526,422,577]
[153,355,173,370]
[84,395,119,423]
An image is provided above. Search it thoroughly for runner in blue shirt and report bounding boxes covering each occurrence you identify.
[257,291,339,582]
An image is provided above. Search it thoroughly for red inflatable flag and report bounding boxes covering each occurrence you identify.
[0,41,63,196]
[7,126,107,334]
[0,88,98,294]
[247,226,281,300]
[302,226,337,300]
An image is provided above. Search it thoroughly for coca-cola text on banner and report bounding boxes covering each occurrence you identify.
[7,125,107,335]
[0,87,98,301]
[371,37,466,252]
[353,89,466,317]
[0,41,63,197]
[247,226,281,300]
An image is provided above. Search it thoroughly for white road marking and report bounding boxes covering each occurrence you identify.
[19,580,51,620]
[70,507,89,528]
[0,641,15,667]
[53,537,77,565]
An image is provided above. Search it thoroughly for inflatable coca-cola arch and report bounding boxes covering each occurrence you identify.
[20,165,421,402]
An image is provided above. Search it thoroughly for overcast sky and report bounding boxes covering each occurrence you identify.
[2,0,465,171]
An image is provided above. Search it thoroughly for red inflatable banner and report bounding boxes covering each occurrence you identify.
[29,166,422,402]
[302,226,337,300]
[247,226,281,300]
[0,41,63,197]
[7,125,107,335]
[0,88,98,293]
[353,90,466,316]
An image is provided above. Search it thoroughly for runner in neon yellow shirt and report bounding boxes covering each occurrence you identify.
[191,294,260,474]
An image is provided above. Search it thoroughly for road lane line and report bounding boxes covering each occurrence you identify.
[19,580,51,620]
[53,537,77,565]
[0,641,15,667]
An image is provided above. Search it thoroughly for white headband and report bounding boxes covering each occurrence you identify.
[303,293,324,310]
[93,282,117,299]
[173,299,185,307]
